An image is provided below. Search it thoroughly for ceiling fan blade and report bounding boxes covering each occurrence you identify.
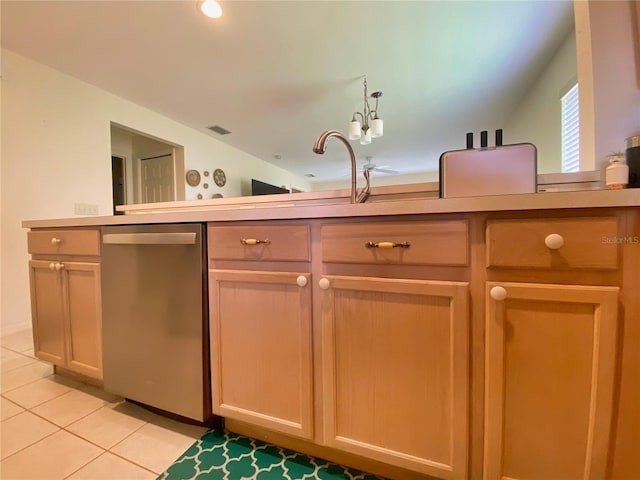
[373,168,399,174]
[362,163,390,171]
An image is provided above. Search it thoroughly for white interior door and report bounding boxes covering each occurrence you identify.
[140,153,175,203]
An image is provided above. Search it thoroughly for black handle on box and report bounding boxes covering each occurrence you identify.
[480,131,488,148]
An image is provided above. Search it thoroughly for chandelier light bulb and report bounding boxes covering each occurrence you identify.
[199,0,222,18]
[349,120,362,140]
[371,117,383,138]
[360,128,372,145]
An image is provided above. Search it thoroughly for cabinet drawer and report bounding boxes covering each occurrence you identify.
[321,220,469,266]
[208,224,310,261]
[486,217,619,269]
[28,229,100,256]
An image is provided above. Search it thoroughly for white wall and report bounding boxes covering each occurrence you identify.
[576,0,640,171]
[0,50,310,333]
[504,30,577,174]
[505,0,640,174]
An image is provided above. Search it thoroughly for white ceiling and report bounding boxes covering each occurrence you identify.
[1,0,574,183]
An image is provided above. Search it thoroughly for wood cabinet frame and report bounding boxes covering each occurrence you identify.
[29,259,102,379]
[209,268,314,439]
[484,281,619,480]
[320,274,470,479]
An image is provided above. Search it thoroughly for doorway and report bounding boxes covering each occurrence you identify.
[111,155,126,215]
[110,123,185,207]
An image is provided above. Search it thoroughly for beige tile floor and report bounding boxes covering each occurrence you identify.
[0,328,208,479]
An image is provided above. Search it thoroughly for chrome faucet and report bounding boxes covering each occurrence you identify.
[312,130,370,204]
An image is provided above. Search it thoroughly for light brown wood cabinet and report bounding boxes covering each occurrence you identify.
[484,281,618,480]
[482,213,631,480]
[209,269,313,439]
[209,219,472,478]
[319,275,469,479]
[24,205,640,480]
[207,223,314,440]
[27,229,102,380]
[318,219,471,479]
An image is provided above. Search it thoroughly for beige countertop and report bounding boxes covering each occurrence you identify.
[22,188,640,229]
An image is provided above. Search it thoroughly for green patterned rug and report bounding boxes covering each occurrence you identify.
[157,429,386,480]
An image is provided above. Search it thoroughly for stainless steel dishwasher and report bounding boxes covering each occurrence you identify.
[101,224,211,422]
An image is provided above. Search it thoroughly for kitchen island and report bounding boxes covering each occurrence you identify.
[23,188,640,480]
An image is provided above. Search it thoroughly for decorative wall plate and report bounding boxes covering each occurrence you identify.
[186,170,201,187]
[204,171,210,177]
[213,168,227,187]
[203,183,209,189]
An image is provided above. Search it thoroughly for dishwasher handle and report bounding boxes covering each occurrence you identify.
[102,232,198,245]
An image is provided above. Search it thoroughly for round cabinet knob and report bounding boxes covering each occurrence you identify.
[296,275,308,287]
[50,237,61,245]
[318,278,331,290]
[544,233,564,250]
[55,262,64,271]
[49,262,56,270]
[490,286,508,301]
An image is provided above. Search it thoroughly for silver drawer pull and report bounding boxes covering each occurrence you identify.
[241,238,271,245]
[366,241,411,249]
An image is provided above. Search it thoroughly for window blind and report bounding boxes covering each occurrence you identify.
[561,83,580,173]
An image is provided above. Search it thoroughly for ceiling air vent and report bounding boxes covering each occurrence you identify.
[207,125,231,135]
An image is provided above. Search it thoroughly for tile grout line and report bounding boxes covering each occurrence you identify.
[61,450,111,480]
[0,394,27,420]
[105,418,209,476]
[2,377,161,477]
[1,374,82,409]
[0,369,55,395]
[0,348,39,361]
[0,428,62,463]
[1,345,36,356]
[61,427,161,478]
[1,341,203,478]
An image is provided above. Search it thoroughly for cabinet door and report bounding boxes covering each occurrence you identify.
[320,275,469,479]
[485,282,618,480]
[62,262,102,379]
[29,260,66,365]
[209,269,313,439]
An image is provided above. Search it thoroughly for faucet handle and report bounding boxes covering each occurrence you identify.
[356,169,371,203]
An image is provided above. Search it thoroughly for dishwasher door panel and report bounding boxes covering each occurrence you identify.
[101,224,207,421]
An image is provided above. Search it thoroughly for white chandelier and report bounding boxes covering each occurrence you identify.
[348,76,383,145]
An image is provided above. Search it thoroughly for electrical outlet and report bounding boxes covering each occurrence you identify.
[74,203,99,215]
[86,204,98,215]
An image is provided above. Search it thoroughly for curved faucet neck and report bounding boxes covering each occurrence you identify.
[312,130,369,204]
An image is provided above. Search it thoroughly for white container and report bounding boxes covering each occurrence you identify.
[605,154,629,189]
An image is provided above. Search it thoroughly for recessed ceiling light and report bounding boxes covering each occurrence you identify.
[198,0,222,19]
